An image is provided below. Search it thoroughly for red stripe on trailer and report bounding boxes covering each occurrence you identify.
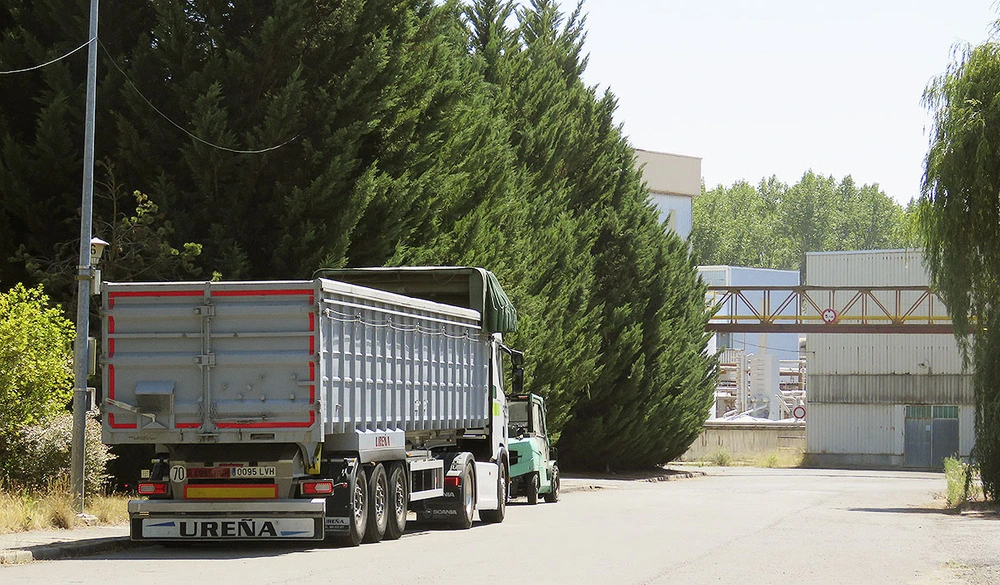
[107,316,115,357]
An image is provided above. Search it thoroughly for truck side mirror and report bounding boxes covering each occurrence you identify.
[512,366,524,394]
[549,447,558,461]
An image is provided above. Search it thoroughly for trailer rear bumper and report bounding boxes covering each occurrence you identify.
[128,498,327,541]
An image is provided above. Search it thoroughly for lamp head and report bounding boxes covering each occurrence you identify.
[90,237,108,265]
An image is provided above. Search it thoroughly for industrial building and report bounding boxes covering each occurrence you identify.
[634,148,701,239]
[804,249,974,469]
[682,266,807,462]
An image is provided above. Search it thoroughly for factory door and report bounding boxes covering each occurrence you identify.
[904,405,960,469]
[930,406,960,468]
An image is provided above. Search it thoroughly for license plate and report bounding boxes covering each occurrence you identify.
[141,517,315,539]
[230,466,277,479]
[185,466,277,479]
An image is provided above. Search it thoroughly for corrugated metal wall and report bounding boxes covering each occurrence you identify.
[806,403,903,457]
[808,333,965,375]
[805,249,927,286]
[805,403,974,465]
[809,375,972,404]
[803,250,974,467]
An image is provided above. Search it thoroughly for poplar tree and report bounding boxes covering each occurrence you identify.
[692,172,906,270]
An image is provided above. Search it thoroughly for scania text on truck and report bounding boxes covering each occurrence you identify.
[101,267,521,544]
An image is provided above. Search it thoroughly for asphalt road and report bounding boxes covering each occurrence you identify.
[4,467,999,585]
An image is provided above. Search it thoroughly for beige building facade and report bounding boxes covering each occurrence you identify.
[634,148,701,239]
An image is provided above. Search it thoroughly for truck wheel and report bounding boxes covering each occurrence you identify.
[384,463,408,540]
[544,464,560,503]
[479,459,507,524]
[526,472,539,505]
[363,463,388,543]
[455,462,475,529]
[343,467,368,546]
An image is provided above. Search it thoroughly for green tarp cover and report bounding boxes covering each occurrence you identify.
[319,267,517,334]
[483,269,518,333]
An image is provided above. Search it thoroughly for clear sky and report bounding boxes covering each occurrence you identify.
[556,0,997,204]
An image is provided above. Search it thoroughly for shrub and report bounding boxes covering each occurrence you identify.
[706,450,732,466]
[944,456,983,507]
[0,414,114,496]
[0,284,74,438]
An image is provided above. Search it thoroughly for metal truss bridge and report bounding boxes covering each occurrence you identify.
[706,286,957,334]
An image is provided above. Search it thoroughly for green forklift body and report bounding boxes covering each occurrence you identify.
[507,393,558,499]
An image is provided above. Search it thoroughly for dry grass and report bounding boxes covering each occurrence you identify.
[692,449,805,468]
[0,481,130,534]
[751,449,806,468]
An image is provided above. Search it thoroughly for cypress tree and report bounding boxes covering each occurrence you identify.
[500,0,717,468]
[0,0,95,288]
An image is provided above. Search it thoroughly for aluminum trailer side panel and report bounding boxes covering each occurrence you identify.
[319,284,489,435]
[102,279,490,446]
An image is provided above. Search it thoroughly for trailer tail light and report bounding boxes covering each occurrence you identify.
[301,481,335,495]
[444,476,461,488]
[137,482,169,495]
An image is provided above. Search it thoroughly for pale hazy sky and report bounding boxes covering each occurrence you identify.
[556,0,998,203]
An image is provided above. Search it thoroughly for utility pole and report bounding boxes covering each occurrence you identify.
[70,0,100,515]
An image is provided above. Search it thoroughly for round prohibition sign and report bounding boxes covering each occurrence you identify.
[821,308,837,324]
[793,405,807,419]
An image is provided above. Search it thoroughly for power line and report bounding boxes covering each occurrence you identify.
[98,39,298,155]
[1,35,299,155]
[0,37,94,75]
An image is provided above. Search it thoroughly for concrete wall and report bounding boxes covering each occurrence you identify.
[681,421,806,461]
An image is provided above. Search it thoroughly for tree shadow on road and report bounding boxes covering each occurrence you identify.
[848,505,999,518]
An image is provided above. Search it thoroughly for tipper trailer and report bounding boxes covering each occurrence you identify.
[101,267,521,544]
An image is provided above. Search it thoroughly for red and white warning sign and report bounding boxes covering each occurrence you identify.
[821,308,837,324]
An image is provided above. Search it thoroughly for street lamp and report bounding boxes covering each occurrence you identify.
[89,237,108,294]
[70,0,100,516]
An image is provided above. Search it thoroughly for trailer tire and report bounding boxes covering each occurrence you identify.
[384,463,408,540]
[479,458,507,524]
[526,472,539,505]
[342,467,368,546]
[544,464,560,503]
[363,463,388,543]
